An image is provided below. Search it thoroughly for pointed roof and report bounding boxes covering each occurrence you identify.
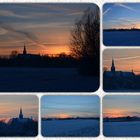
[112,57,115,66]
[20,107,22,114]
[23,43,27,55]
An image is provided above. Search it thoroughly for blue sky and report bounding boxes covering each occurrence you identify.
[103,96,140,118]
[0,3,97,55]
[41,95,100,118]
[103,3,140,29]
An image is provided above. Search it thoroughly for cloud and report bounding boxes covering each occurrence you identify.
[0,22,47,50]
[104,3,137,16]
[104,55,140,62]
[103,8,112,15]
[0,9,28,19]
[115,3,137,12]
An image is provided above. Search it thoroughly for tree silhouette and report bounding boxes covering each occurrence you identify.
[70,7,99,76]
[10,50,18,58]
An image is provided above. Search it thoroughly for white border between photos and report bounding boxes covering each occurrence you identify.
[0,0,140,140]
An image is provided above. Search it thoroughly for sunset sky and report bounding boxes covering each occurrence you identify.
[0,3,96,55]
[103,96,140,118]
[103,3,140,29]
[0,95,38,120]
[103,49,140,74]
[41,96,100,119]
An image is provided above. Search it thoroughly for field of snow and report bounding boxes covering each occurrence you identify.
[104,31,140,46]
[104,121,140,137]
[42,119,99,137]
[0,68,99,92]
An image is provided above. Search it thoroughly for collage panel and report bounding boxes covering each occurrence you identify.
[0,3,100,92]
[103,3,140,46]
[103,49,140,92]
[103,95,140,137]
[0,95,38,137]
[41,95,100,137]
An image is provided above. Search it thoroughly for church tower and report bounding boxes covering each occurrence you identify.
[111,58,115,72]
[23,43,27,55]
[19,107,23,119]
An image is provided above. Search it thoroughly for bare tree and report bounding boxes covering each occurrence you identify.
[10,50,18,58]
[70,7,99,76]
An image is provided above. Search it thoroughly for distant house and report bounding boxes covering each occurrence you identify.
[104,58,135,78]
[17,44,40,59]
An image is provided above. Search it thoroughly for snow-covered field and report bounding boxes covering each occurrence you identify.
[42,119,99,137]
[0,68,99,92]
[104,121,140,137]
[104,31,140,46]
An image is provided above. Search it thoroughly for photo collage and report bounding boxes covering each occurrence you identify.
[0,1,140,139]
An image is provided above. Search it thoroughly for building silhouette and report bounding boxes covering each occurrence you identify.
[23,44,27,55]
[17,44,40,59]
[111,58,115,72]
[104,58,135,78]
[19,107,23,119]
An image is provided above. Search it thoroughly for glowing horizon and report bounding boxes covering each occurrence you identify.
[0,4,96,55]
[41,96,100,119]
[0,95,38,120]
[103,49,140,74]
[103,96,140,118]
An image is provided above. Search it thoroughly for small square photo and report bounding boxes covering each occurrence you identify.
[103,49,140,92]
[103,95,140,137]
[0,95,38,137]
[103,3,140,46]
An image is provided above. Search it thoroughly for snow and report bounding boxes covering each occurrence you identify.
[104,121,140,137]
[42,119,99,137]
[104,31,140,46]
[0,68,99,92]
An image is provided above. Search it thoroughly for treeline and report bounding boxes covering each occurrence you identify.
[104,28,140,31]
[104,116,140,122]
[42,117,99,121]
[0,54,77,68]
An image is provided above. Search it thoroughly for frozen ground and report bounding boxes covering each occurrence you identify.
[42,119,99,137]
[104,31,140,46]
[0,68,99,92]
[104,121,140,137]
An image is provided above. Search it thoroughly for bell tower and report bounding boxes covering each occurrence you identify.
[23,43,27,55]
[111,58,115,72]
[19,107,23,119]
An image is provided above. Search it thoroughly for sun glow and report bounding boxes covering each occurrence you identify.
[57,113,71,119]
[39,45,70,55]
[104,109,130,118]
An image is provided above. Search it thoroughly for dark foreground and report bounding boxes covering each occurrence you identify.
[0,68,99,92]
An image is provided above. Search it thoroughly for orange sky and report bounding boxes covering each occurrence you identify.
[0,4,96,56]
[0,96,38,120]
[103,96,140,118]
[103,49,140,74]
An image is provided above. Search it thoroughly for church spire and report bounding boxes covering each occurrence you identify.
[111,57,115,72]
[23,43,27,55]
[19,107,23,119]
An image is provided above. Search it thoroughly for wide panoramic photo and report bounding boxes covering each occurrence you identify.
[0,3,99,92]
[103,3,140,46]
[41,95,100,137]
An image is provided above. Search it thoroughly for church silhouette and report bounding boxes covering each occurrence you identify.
[104,58,135,78]
[17,44,40,59]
